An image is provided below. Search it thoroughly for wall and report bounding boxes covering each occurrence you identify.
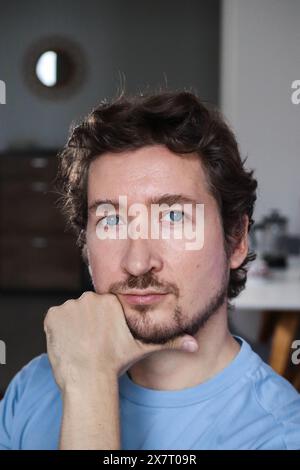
[0,0,220,392]
[0,0,220,151]
[221,0,300,342]
[221,0,300,235]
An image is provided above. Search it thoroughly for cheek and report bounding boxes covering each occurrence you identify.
[87,238,122,291]
[202,209,226,266]
[167,226,226,297]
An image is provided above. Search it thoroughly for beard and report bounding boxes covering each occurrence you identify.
[107,262,229,346]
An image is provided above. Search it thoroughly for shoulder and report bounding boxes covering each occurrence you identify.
[249,358,300,449]
[0,354,58,449]
[13,353,56,396]
[1,353,58,414]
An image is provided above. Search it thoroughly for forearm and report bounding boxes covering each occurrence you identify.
[59,372,121,450]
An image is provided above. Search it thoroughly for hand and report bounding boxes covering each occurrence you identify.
[44,291,199,392]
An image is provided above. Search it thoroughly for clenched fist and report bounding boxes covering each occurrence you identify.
[44,291,198,392]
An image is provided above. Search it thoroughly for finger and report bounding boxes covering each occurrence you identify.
[146,334,199,354]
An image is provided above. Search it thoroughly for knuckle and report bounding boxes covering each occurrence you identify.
[44,315,52,332]
[100,294,119,311]
[44,303,65,329]
[46,306,56,319]
[103,293,118,303]
[43,320,50,334]
[79,291,95,301]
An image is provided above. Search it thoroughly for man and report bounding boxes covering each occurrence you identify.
[0,91,300,450]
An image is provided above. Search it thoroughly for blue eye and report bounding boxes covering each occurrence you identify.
[107,215,120,226]
[99,214,120,226]
[163,210,184,223]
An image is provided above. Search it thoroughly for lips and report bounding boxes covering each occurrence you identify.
[119,292,169,305]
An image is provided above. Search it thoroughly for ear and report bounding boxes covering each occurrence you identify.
[88,265,93,277]
[229,215,249,270]
[82,244,93,277]
[86,248,93,277]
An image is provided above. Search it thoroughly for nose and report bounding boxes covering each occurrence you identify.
[120,238,163,277]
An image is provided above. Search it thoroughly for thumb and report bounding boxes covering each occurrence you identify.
[164,334,199,353]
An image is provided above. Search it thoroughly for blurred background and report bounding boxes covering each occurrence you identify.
[0,0,299,395]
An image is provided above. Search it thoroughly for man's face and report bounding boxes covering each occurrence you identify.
[86,145,229,345]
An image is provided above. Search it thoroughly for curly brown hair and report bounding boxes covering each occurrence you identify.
[55,90,257,300]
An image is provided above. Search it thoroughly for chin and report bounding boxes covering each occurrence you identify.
[125,313,184,345]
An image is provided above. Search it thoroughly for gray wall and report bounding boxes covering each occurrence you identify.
[0,0,220,151]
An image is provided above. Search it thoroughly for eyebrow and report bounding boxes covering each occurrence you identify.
[88,193,202,214]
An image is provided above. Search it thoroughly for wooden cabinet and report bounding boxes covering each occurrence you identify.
[0,152,83,292]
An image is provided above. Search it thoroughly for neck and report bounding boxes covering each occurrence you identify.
[127,306,240,391]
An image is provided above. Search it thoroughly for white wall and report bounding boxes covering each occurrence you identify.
[221,0,300,343]
[221,0,300,235]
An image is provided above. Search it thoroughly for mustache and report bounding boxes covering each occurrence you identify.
[109,272,179,296]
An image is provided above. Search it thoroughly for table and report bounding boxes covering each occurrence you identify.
[233,256,300,385]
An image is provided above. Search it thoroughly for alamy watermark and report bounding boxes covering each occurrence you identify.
[291,80,300,105]
[0,79,6,104]
[291,340,300,365]
[0,340,6,365]
[93,196,205,251]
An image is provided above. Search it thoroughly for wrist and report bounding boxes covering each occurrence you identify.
[59,370,121,450]
[62,367,118,398]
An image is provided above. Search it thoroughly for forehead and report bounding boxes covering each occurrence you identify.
[87,145,209,203]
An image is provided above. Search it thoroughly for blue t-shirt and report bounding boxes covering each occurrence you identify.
[0,337,300,450]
